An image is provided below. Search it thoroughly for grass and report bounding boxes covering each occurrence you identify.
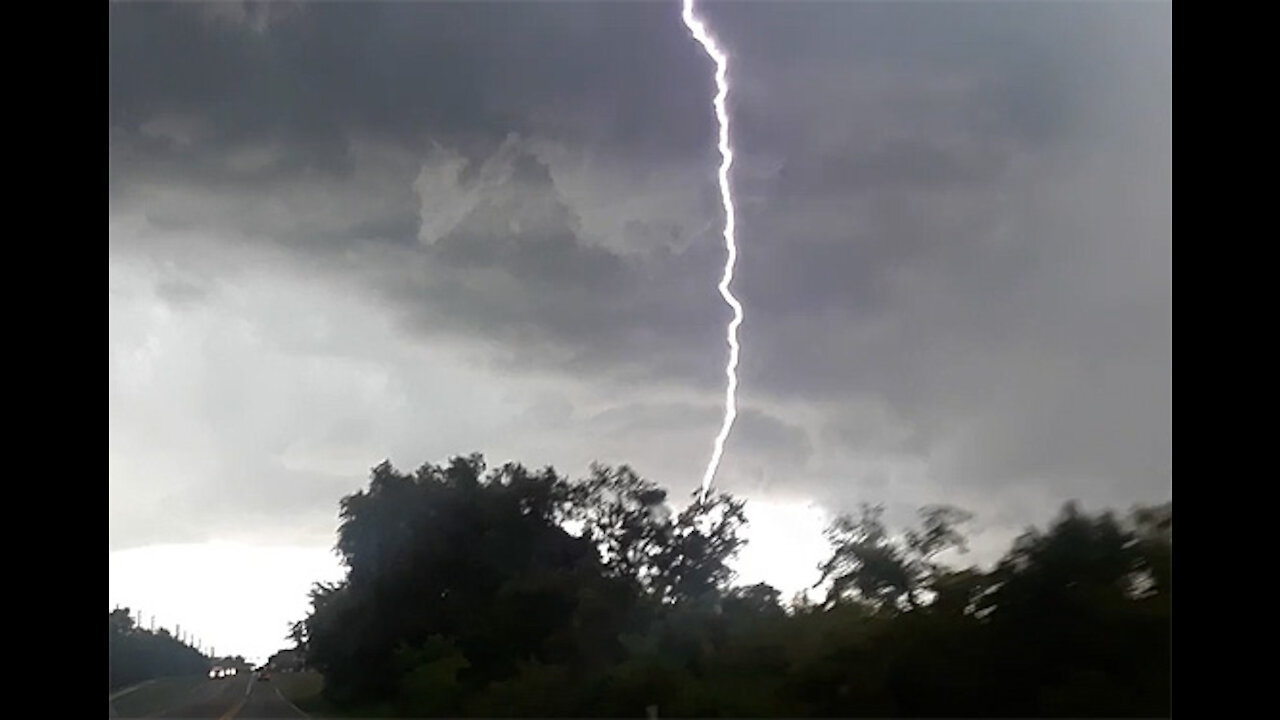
[109,675,206,718]
[273,671,344,718]
[273,670,405,719]
[273,670,323,704]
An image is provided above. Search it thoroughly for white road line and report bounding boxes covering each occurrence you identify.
[109,679,156,701]
[144,676,212,719]
[216,676,254,720]
[274,686,311,718]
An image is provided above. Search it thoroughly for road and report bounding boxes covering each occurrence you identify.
[121,673,307,719]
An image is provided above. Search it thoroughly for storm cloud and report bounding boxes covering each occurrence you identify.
[110,1,1171,567]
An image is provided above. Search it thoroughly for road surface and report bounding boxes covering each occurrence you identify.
[114,673,308,719]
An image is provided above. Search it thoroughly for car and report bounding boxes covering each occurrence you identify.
[257,671,271,682]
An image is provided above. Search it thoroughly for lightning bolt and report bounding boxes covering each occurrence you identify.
[682,0,743,502]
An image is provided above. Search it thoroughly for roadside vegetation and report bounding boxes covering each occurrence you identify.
[287,453,1170,717]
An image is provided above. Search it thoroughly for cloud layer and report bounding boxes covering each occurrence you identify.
[110,2,1171,563]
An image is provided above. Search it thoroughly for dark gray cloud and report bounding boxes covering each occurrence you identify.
[109,2,714,192]
[110,1,1171,562]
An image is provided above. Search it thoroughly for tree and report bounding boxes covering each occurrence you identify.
[563,464,673,593]
[290,451,1170,718]
[108,608,209,690]
[723,583,785,617]
[975,502,1172,717]
[818,504,972,611]
[300,456,629,709]
[564,467,747,606]
[653,489,748,605]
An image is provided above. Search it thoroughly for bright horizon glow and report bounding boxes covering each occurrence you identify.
[108,542,345,666]
[110,504,827,662]
[733,499,830,600]
[110,503,828,665]
[682,0,745,501]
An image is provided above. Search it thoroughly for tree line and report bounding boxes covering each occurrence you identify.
[108,608,211,690]
[290,454,1171,717]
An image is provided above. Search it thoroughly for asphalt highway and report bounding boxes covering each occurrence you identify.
[116,673,308,719]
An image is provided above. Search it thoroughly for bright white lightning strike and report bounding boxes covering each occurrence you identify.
[682,0,743,502]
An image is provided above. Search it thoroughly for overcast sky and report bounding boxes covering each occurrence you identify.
[109,0,1171,662]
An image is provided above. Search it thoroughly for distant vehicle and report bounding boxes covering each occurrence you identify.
[257,671,271,682]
